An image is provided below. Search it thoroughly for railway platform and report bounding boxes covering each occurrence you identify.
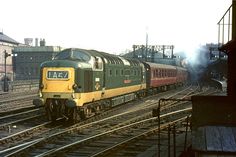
[191,96,236,157]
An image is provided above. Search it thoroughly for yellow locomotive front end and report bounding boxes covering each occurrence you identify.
[34,67,79,121]
[33,48,96,122]
[41,67,75,100]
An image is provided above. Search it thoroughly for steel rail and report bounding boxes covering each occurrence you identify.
[34,108,192,157]
[90,116,189,157]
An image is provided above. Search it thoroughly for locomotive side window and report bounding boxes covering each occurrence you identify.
[109,69,112,76]
[121,69,124,75]
[93,57,103,70]
[124,69,130,75]
[116,69,119,76]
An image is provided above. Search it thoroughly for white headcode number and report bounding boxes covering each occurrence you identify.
[47,71,69,79]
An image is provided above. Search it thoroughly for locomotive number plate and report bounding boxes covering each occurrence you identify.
[47,71,69,79]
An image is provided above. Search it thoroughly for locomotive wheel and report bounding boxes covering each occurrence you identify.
[73,108,81,123]
[68,107,80,124]
[79,110,86,120]
[45,105,52,121]
[45,101,58,122]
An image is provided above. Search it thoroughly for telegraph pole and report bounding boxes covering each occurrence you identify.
[145,27,148,61]
[4,50,10,92]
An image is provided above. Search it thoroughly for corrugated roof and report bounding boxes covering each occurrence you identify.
[0,32,19,44]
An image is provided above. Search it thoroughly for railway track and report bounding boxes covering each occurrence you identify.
[0,90,38,113]
[91,116,191,157]
[0,118,64,153]
[0,106,37,117]
[0,107,44,129]
[1,85,218,156]
[0,113,48,141]
[15,108,192,157]
[0,90,37,101]
[0,86,189,150]
[2,85,200,157]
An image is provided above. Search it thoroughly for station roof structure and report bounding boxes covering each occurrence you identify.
[0,32,19,45]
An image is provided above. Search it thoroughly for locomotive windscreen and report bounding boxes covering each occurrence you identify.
[54,49,90,62]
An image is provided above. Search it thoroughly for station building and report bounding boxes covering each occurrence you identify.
[0,31,19,81]
[13,40,62,80]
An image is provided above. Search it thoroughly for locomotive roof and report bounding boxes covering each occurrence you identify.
[87,49,141,66]
[65,48,141,66]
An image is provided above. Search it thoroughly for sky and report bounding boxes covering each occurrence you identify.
[0,0,232,56]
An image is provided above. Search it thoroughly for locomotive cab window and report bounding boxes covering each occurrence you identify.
[72,50,90,61]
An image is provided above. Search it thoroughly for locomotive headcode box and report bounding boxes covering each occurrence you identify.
[47,71,69,79]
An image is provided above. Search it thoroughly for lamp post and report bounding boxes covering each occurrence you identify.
[4,50,11,92]
[3,50,17,92]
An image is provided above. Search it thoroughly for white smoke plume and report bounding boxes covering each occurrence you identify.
[183,45,210,83]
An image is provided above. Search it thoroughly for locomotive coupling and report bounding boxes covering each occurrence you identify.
[33,98,44,107]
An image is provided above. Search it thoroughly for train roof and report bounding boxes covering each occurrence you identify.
[145,62,177,69]
[86,49,141,66]
[176,66,187,71]
[60,48,141,66]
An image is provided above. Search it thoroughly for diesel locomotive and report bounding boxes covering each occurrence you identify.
[33,48,187,122]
